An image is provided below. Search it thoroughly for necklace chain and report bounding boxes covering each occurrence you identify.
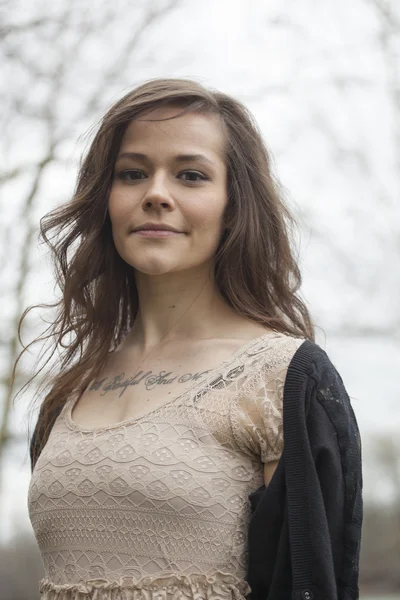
[128,276,210,374]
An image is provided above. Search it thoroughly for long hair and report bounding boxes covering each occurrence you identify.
[15,77,316,470]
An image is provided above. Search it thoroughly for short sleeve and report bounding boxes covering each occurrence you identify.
[229,335,305,463]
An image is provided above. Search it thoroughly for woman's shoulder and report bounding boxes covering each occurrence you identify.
[249,330,308,368]
[283,339,358,441]
[283,337,344,384]
[240,332,345,405]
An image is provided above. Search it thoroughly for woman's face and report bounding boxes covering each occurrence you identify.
[108,106,229,277]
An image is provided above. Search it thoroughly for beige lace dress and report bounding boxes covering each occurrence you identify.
[28,331,306,600]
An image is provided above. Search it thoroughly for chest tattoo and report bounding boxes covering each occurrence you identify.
[89,368,213,398]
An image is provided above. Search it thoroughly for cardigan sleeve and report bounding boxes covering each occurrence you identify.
[284,342,363,600]
[311,363,363,597]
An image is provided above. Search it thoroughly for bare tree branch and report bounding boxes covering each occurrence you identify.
[0,154,54,447]
[0,0,185,457]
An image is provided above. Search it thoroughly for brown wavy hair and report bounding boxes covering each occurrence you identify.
[15,77,316,470]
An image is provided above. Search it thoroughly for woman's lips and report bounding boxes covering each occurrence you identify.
[132,230,183,238]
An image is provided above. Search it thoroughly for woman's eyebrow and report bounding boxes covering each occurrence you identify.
[116,152,216,167]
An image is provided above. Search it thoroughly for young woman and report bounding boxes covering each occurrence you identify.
[23,78,362,600]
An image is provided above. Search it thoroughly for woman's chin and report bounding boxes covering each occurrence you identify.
[129,261,186,276]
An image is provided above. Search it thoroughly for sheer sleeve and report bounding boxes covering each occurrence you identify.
[229,335,305,463]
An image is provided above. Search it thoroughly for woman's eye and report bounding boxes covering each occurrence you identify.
[179,171,207,183]
[117,170,144,182]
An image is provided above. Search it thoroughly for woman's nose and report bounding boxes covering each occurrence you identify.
[142,172,174,206]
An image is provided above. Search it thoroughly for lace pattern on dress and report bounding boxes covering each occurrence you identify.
[28,332,305,599]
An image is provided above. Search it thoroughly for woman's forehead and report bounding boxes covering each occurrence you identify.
[119,109,226,161]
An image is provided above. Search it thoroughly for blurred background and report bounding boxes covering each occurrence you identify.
[1,0,399,598]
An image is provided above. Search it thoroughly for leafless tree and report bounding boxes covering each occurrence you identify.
[0,0,182,453]
[245,0,400,340]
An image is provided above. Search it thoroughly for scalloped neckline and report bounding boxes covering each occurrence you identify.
[65,330,278,432]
